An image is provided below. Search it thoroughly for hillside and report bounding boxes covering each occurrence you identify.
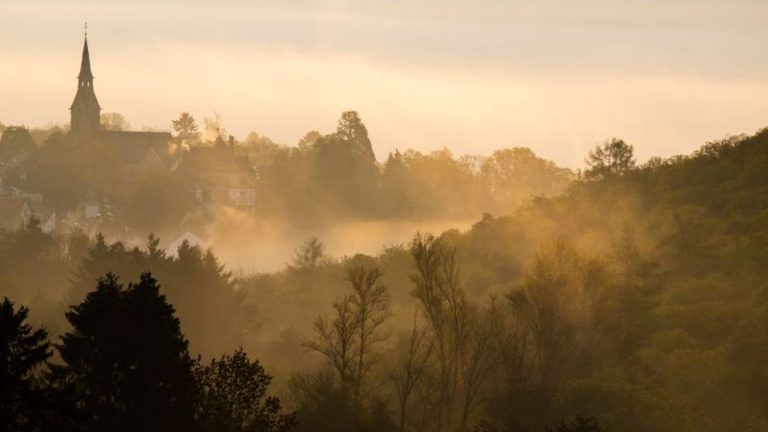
[251,130,768,431]
[1,130,767,432]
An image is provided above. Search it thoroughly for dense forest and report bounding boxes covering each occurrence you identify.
[2,122,767,431]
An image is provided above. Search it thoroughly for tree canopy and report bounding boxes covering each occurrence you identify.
[584,138,635,179]
[57,272,198,432]
[0,298,52,432]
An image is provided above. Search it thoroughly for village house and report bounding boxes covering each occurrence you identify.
[178,136,257,207]
[0,176,56,232]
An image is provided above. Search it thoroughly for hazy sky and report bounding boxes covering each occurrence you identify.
[2,0,768,167]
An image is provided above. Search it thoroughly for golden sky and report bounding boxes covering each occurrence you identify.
[2,0,768,167]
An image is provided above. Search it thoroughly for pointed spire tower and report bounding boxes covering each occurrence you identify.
[70,24,101,137]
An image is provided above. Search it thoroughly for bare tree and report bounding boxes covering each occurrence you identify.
[489,297,534,402]
[391,310,433,432]
[307,264,390,397]
[347,265,390,397]
[458,307,498,431]
[409,233,468,431]
[306,295,357,387]
[100,112,130,131]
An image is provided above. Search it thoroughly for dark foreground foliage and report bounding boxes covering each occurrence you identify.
[0,275,293,432]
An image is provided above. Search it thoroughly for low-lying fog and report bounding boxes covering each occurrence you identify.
[199,213,476,273]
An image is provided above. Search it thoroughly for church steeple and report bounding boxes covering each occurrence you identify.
[78,36,94,83]
[70,25,101,137]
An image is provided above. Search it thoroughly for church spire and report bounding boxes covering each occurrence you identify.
[78,24,93,82]
[71,25,101,137]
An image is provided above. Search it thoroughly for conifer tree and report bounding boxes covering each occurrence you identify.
[57,273,198,432]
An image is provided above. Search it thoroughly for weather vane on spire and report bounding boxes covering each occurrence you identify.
[84,22,88,38]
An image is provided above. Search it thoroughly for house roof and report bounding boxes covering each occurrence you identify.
[178,144,253,176]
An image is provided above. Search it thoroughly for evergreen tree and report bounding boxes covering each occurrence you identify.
[172,112,201,146]
[0,298,51,432]
[336,111,375,164]
[57,273,198,432]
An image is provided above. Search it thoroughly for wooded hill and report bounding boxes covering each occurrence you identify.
[1,129,767,432]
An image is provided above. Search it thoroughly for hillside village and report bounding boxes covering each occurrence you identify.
[0,33,574,250]
[0,35,260,248]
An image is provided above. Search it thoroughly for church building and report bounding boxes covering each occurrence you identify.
[70,36,100,136]
[68,30,257,209]
[69,31,174,173]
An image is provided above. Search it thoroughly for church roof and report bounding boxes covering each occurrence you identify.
[94,130,173,164]
[96,130,172,145]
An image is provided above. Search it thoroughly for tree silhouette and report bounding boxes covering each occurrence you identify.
[172,112,201,146]
[290,369,396,432]
[307,294,358,387]
[409,232,467,430]
[585,138,635,179]
[290,237,328,271]
[311,111,379,213]
[0,126,35,162]
[481,147,573,210]
[194,349,296,432]
[390,312,432,432]
[346,265,390,397]
[297,130,322,150]
[306,263,390,396]
[100,112,130,131]
[0,298,51,432]
[57,273,198,432]
[69,235,248,358]
[336,111,375,164]
[313,134,361,208]
[380,151,416,216]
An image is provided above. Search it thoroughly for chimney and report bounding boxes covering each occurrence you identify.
[228,135,235,151]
